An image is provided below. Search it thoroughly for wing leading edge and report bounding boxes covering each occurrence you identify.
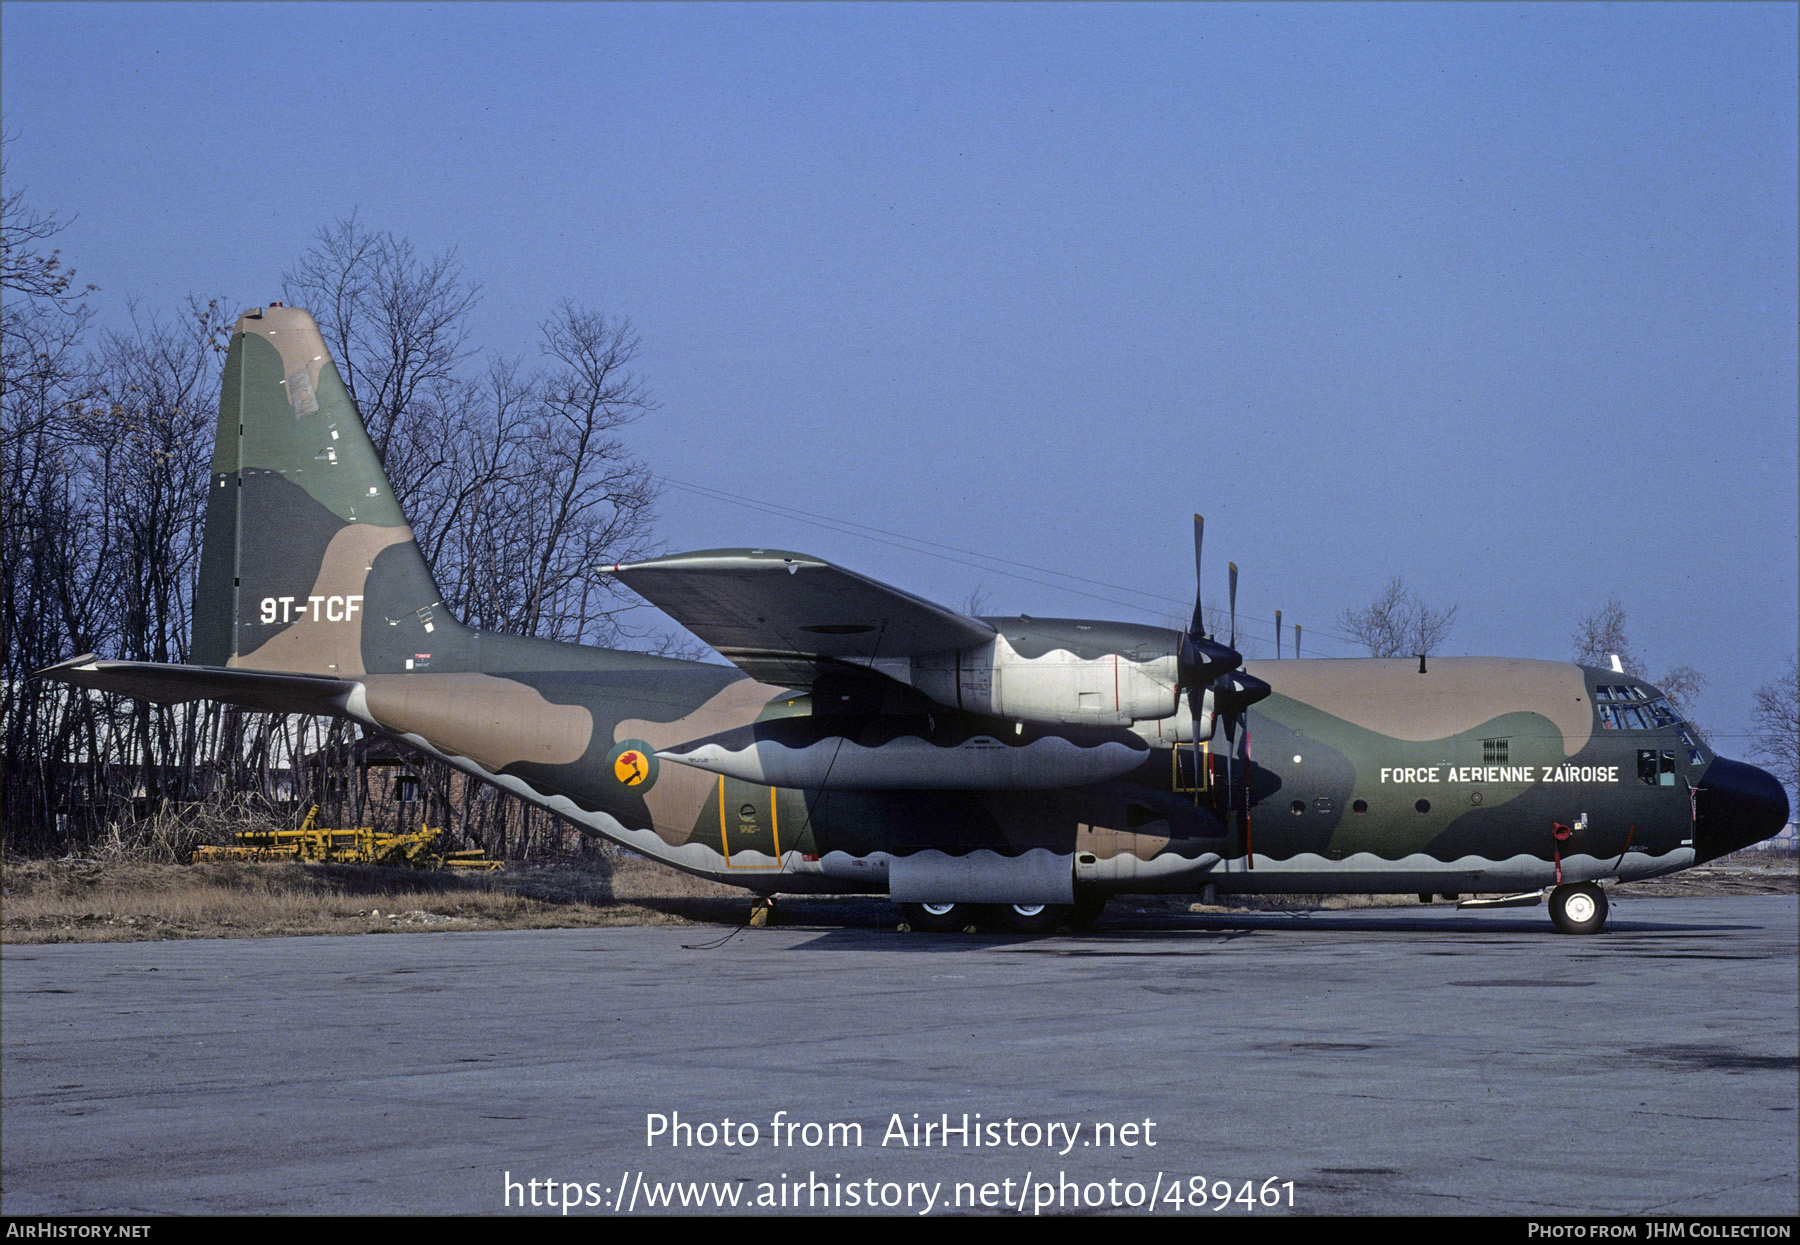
[605,548,996,689]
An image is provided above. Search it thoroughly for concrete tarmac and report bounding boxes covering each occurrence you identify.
[3,896,1795,1217]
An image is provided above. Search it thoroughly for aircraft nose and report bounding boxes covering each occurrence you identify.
[1693,756,1791,864]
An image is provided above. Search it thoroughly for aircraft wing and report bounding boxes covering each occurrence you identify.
[605,549,996,689]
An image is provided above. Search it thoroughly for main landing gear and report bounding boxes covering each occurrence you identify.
[1547,882,1609,935]
[897,897,1109,934]
[898,902,974,933]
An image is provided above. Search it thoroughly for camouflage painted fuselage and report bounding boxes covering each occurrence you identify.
[39,305,1787,907]
[328,639,1717,899]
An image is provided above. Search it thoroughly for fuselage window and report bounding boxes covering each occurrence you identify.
[1638,750,1678,786]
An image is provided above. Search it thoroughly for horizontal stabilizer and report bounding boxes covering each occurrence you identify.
[34,655,357,716]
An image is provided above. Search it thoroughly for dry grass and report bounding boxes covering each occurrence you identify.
[0,849,757,944]
[75,797,297,865]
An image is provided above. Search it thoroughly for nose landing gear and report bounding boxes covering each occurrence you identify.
[1548,882,1608,935]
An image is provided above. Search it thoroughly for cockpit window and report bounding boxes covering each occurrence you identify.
[1595,694,1704,762]
[1597,694,1684,732]
[1676,727,1704,766]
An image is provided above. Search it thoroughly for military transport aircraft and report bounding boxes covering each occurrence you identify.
[37,305,1789,935]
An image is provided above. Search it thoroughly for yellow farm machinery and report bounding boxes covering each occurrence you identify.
[192,807,502,871]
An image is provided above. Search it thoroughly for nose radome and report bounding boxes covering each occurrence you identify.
[1693,756,1791,864]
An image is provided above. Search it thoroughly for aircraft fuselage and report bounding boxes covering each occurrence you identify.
[337,624,1748,905]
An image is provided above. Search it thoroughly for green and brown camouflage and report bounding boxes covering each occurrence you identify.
[37,305,1788,933]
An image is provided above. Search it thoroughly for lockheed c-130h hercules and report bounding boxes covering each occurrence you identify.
[37,304,1790,935]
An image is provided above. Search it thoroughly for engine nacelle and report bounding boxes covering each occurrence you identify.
[1132,693,1202,746]
[903,618,1181,728]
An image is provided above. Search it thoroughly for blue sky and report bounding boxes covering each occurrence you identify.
[3,2,1795,750]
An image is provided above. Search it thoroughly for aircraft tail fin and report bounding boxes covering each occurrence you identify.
[190,304,470,676]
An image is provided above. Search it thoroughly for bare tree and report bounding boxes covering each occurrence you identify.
[1,132,94,306]
[1655,663,1707,722]
[1571,596,1639,673]
[1569,598,1710,737]
[1,151,100,850]
[281,215,479,502]
[1340,577,1458,658]
[90,298,230,664]
[515,304,660,643]
[1750,656,1798,800]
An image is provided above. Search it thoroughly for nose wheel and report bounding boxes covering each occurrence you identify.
[1548,883,1608,935]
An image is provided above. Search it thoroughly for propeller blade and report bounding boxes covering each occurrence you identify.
[1294,623,1301,659]
[1275,609,1282,659]
[1228,562,1239,651]
[1177,516,1249,735]
[1189,514,1205,637]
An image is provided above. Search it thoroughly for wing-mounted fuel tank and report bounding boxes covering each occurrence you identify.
[899,618,1183,729]
[658,712,1152,790]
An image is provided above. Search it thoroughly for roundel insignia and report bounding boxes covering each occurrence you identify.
[607,740,658,790]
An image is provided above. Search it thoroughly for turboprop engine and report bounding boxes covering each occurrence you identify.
[888,618,1183,728]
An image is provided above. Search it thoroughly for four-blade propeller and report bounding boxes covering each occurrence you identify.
[1176,515,1270,742]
